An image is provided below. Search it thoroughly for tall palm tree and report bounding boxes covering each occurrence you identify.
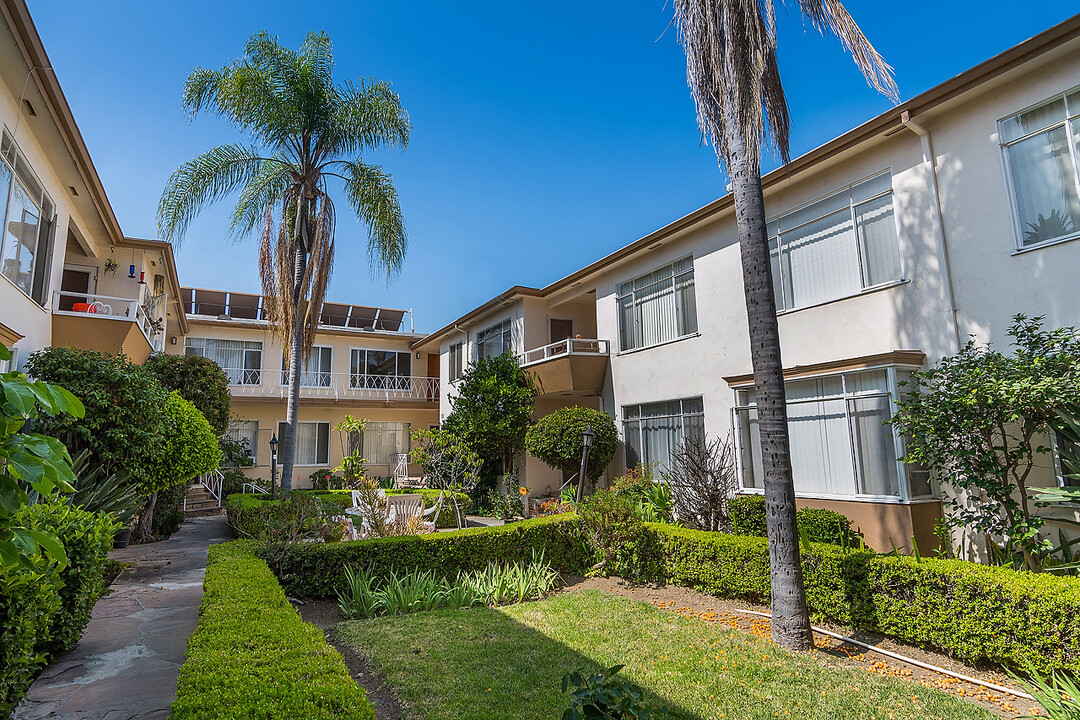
[158,31,410,492]
[672,1,897,650]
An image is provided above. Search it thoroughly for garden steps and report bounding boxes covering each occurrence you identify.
[183,484,221,516]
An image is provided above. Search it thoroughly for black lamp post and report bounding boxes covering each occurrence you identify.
[269,434,279,499]
[576,425,595,503]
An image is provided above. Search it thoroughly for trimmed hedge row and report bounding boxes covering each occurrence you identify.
[224,489,472,539]
[639,523,1080,674]
[276,514,590,598]
[1,502,116,716]
[728,495,859,546]
[171,541,376,720]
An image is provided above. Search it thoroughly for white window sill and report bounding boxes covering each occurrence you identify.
[775,278,910,317]
[1011,231,1080,255]
[615,332,700,357]
[737,487,937,505]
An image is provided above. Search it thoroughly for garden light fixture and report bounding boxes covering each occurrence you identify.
[576,425,595,503]
[269,434,279,499]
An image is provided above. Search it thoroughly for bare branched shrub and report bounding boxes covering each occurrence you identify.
[663,435,739,532]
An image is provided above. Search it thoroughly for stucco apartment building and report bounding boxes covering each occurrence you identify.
[416,15,1080,553]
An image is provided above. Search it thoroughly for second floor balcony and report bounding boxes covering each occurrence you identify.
[51,291,165,362]
[519,337,609,396]
[224,370,439,404]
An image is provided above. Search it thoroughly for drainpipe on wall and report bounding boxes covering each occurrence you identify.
[901,111,963,354]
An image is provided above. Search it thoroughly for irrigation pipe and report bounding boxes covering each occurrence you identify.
[734,608,1035,702]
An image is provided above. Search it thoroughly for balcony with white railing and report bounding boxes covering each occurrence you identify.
[518,338,609,396]
[227,371,440,403]
[51,291,165,362]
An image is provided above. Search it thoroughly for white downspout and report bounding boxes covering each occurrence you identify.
[902,111,963,354]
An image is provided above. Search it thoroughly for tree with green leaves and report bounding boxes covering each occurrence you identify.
[443,352,537,490]
[0,342,83,572]
[670,0,897,649]
[158,31,410,492]
[144,354,231,435]
[410,427,481,529]
[524,406,617,482]
[893,315,1080,572]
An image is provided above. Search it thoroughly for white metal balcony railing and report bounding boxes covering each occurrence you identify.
[52,291,166,352]
[227,371,440,401]
[519,338,610,367]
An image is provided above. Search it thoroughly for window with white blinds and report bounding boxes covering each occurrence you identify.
[617,257,697,352]
[349,421,411,465]
[768,173,902,312]
[225,420,259,464]
[1000,89,1080,248]
[186,338,263,385]
[277,421,329,466]
[734,367,931,501]
[622,397,704,476]
[281,346,332,387]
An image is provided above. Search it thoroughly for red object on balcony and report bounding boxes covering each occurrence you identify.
[72,302,96,313]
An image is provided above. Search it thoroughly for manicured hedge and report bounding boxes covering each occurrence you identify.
[728,495,859,546]
[638,523,1080,674]
[276,514,590,598]
[1,502,115,716]
[171,541,376,720]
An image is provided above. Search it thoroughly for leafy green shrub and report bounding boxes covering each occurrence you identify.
[578,490,657,578]
[144,392,222,492]
[22,501,117,656]
[727,495,859,545]
[145,353,231,435]
[0,552,61,717]
[525,406,618,480]
[561,664,674,720]
[625,523,1080,674]
[276,515,589,598]
[171,541,376,719]
[151,482,188,539]
[220,468,248,498]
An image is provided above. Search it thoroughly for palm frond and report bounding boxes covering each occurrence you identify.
[340,159,407,281]
[324,80,411,157]
[230,158,294,238]
[157,144,265,242]
[794,0,899,102]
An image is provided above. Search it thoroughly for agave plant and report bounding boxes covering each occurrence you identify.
[68,450,142,525]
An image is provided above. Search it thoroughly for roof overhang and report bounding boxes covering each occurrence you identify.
[119,237,188,334]
[410,285,543,351]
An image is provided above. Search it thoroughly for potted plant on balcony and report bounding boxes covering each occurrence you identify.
[103,257,119,276]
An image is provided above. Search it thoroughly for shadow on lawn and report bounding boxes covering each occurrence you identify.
[333,604,705,720]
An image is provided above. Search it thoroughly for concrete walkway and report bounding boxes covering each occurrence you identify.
[14,515,231,720]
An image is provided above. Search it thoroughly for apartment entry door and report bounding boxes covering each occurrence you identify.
[427,353,439,401]
[58,266,97,312]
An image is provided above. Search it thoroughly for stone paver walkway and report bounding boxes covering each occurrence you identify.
[14,515,230,720]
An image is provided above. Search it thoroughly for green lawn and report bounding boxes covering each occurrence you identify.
[334,589,993,720]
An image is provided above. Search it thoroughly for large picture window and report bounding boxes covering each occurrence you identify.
[277,421,329,466]
[186,338,263,385]
[0,132,55,305]
[617,257,697,352]
[350,348,411,389]
[349,421,411,465]
[281,346,332,387]
[622,397,704,476]
[734,367,930,501]
[476,319,513,362]
[1000,90,1080,248]
[768,172,902,312]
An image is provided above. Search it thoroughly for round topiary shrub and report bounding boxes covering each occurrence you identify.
[524,406,617,480]
[145,354,232,435]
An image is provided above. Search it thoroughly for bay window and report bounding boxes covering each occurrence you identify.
[734,366,931,501]
[186,338,263,385]
[617,257,697,352]
[277,421,329,466]
[622,397,704,476]
[476,319,513,361]
[768,172,902,311]
[1000,89,1080,248]
[0,132,55,305]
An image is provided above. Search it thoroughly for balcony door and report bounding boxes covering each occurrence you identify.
[550,318,573,356]
[58,265,96,312]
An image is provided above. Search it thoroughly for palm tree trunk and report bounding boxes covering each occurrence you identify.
[724,117,814,652]
[279,227,308,493]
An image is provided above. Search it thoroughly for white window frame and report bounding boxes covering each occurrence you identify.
[731,363,931,504]
[616,256,698,353]
[354,421,412,465]
[0,129,56,306]
[448,341,464,382]
[276,420,330,466]
[226,420,259,465]
[767,170,904,314]
[621,396,705,475]
[349,347,411,389]
[185,337,263,386]
[281,346,333,387]
[476,318,513,362]
[999,86,1080,252]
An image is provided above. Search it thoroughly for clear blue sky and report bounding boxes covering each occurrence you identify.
[29,2,1075,333]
